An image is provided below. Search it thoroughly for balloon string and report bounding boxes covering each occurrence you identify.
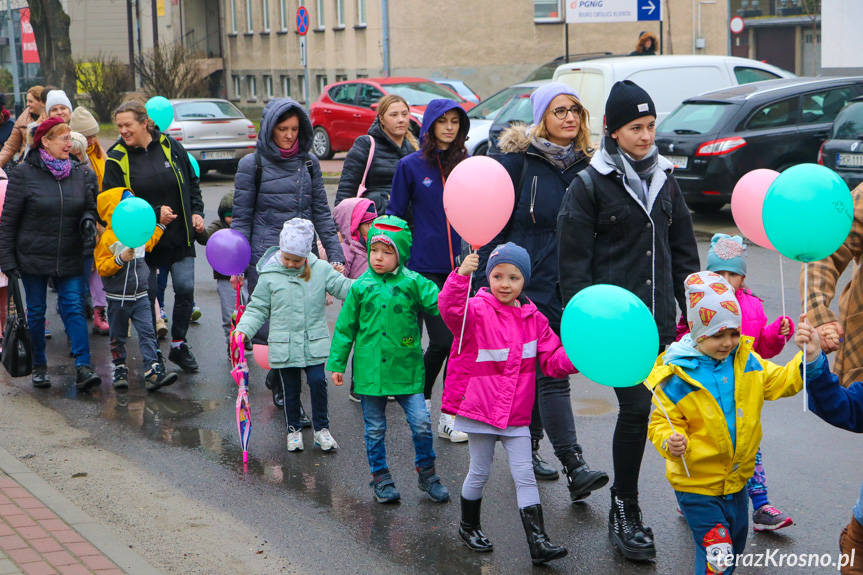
[779,254,786,322]
[648,385,690,477]
[458,268,472,355]
[803,261,808,413]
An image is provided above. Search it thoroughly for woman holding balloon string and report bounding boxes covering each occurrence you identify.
[557,80,699,561]
[103,100,206,374]
[386,98,470,443]
[477,82,608,498]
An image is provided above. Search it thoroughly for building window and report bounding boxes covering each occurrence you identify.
[245,0,253,32]
[336,0,345,27]
[248,75,257,100]
[279,0,287,30]
[316,0,325,28]
[233,75,241,99]
[299,75,307,101]
[281,75,291,97]
[335,74,348,82]
[317,75,328,95]
[230,0,238,33]
[356,0,365,26]
[262,0,270,31]
[534,0,562,22]
[264,75,274,99]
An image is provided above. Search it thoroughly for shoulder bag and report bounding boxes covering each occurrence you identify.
[2,277,33,377]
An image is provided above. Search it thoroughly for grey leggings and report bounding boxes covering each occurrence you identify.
[462,433,540,509]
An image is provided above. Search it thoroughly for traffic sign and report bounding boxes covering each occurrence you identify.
[730,15,745,34]
[566,0,662,24]
[296,6,309,35]
[299,36,307,66]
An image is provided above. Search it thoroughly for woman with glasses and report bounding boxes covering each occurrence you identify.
[476,82,609,501]
[0,117,100,391]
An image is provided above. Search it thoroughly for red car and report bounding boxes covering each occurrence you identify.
[309,77,476,159]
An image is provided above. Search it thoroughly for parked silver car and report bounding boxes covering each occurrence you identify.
[166,99,257,175]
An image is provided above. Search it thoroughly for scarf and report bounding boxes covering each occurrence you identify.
[600,135,659,206]
[279,138,300,159]
[0,109,9,124]
[530,134,581,170]
[39,148,71,181]
[87,142,106,190]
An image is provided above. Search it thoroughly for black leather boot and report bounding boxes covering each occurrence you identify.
[562,451,609,502]
[608,488,656,561]
[520,504,567,565]
[531,439,559,481]
[459,497,493,552]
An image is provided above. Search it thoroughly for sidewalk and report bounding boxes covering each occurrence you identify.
[0,450,161,575]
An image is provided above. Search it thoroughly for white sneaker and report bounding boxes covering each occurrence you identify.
[287,429,304,452]
[438,413,468,443]
[314,428,339,451]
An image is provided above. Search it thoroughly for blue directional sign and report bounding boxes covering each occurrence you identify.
[296,6,309,35]
[567,0,662,24]
[637,0,661,21]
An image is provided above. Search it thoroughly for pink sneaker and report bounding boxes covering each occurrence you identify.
[753,505,793,531]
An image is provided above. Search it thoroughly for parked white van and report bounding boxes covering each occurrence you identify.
[552,55,795,139]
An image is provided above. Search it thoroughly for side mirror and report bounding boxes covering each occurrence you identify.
[370,103,379,110]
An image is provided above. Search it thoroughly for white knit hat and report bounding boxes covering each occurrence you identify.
[45,90,72,115]
[279,218,315,257]
[684,271,742,342]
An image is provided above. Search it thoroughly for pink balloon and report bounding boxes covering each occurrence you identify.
[252,344,270,371]
[443,156,515,249]
[730,169,779,251]
[0,178,7,221]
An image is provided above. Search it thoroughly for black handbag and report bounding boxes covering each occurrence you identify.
[2,277,33,377]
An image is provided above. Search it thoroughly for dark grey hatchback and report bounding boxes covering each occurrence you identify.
[655,77,863,212]
[819,96,863,190]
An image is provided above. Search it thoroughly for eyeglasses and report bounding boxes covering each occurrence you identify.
[551,105,583,120]
[49,136,72,143]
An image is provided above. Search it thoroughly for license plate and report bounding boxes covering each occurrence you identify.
[666,155,689,169]
[201,150,233,160]
[837,153,863,168]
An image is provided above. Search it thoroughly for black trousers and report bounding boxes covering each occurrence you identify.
[418,272,453,400]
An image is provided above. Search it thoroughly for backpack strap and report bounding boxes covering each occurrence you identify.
[577,168,596,207]
[254,151,262,193]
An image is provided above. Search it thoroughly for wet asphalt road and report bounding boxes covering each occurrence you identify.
[3,173,862,574]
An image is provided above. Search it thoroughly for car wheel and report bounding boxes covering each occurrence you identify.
[687,201,725,214]
[474,142,489,156]
[199,167,210,176]
[312,127,334,160]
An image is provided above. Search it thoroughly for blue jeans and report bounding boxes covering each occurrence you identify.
[676,489,748,575]
[360,393,435,475]
[107,297,159,368]
[148,257,195,341]
[855,480,863,526]
[21,274,90,367]
[275,364,328,431]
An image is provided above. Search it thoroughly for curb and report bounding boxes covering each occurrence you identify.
[323,175,340,185]
[0,447,163,575]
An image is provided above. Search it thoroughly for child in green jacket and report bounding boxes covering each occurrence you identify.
[328,215,450,505]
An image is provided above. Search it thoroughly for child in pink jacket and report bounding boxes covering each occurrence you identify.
[440,243,574,566]
[332,197,376,280]
[706,233,795,532]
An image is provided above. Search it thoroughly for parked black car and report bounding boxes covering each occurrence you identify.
[819,95,863,191]
[655,77,863,212]
[487,91,534,155]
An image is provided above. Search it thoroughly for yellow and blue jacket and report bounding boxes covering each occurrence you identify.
[646,336,803,496]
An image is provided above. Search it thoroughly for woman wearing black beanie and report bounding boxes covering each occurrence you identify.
[557,80,700,561]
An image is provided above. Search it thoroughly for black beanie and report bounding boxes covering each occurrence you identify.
[604,80,656,135]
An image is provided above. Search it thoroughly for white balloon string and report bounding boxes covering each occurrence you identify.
[648,385,691,477]
[779,253,786,325]
[803,262,808,413]
[457,258,473,354]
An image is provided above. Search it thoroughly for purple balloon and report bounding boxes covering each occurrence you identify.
[206,229,251,276]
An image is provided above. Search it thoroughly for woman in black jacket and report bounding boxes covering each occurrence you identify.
[476,82,608,500]
[334,94,419,214]
[0,117,100,390]
[557,80,700,561]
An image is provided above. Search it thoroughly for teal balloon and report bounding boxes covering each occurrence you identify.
[113,197,157,249]
[145,96,174,132]
[763,163,852,263]
[561,285,659,388]
[188,153,200,178]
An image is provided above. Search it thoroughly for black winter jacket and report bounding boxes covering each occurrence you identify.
[557,154,700,345]
[334,118,417,214]
[0,149,98,277]
[476,130,590,327]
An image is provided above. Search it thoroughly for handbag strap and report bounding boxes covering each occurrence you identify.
[7,277,24,319]
[356,136,376,197]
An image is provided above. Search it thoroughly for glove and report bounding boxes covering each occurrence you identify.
[81,219,97,244]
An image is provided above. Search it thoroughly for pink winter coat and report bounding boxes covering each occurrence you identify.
[439,272,576,429]
[676,286,793,360]
[332,197,373,279]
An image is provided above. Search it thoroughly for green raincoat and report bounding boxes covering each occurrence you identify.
[235,247,353,368]
[327,215,440,396]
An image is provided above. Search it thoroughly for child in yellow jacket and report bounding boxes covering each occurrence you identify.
[646,271,813,575]
[95,187,177,391]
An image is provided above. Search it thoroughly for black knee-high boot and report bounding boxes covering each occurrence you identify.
[459,497,493,552]
[520,504,567,565]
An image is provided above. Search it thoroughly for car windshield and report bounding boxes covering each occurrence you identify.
[832,102,863,139]
[523,62,558,83]
[658,102,735,135]
[494,93,534,125]
[383,82,463,106]
[173,101,244,120]
[468,87,531,120]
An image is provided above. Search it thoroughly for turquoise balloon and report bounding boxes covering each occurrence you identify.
[188,153,200,178]
[561,285,659,388]
[113,197,157,249]
[763,164,852,263]
[145,96,174,132]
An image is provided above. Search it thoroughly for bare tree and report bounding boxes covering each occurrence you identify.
[26,0,76,97]
[134,43,209,99]
[74,54,134,122]
[801,0,821,76]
